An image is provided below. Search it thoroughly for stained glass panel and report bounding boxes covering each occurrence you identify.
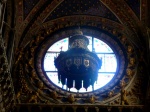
[44,53,58,71]
[94,38,113,53]
[97,54,117,72]
[103,54,117,72]
[48,38,68,52]
[44,36,117,93]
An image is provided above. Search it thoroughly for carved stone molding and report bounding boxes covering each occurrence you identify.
[0,35,15,112]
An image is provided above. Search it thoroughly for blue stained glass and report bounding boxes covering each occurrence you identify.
[44,53,58,71]
[48,38,68,52]
[46,72,62,86]
[97,54,117,72]
[104,54,117,72]
[94,38,113,53]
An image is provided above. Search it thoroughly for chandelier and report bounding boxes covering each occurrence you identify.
[54,30,102,91]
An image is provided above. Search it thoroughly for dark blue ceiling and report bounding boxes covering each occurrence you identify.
[23,0,141,22]
[23,0,39,19]
[125,0,140,18]
[44,0,120,23]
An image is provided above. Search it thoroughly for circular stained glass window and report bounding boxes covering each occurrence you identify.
[43,36,117,93]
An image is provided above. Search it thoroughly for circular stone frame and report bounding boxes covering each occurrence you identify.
[35,27,135,98]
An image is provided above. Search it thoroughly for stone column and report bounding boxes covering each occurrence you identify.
[144,28,150,112]
[0,0,7,33]
[0,0,16,111]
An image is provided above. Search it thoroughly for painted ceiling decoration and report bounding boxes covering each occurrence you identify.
[125,0,140,18]
[44,0,120,22]
[22,0,141,22]
[14,0,146,49]
[1,0,149,111]
[23,0,39,19]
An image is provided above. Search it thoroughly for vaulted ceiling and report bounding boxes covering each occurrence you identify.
[1,0,150,111]
[3,0,148,50]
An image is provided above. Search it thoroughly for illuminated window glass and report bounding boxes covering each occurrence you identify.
[44,36,117,93]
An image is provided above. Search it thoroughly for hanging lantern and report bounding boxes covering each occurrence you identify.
[54,30,102,91]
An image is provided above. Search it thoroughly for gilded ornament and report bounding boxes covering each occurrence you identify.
[28,58,34,68]
[126,68,134,79]
[120,89,129,105]
[50,91,58,100]
[127,45,133,54]
[67,94,76,103]
[120,79,126,89]
[88,95,96,104]
[108,90,115,98]
[28,92,39,103]
[15,48,24,65]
